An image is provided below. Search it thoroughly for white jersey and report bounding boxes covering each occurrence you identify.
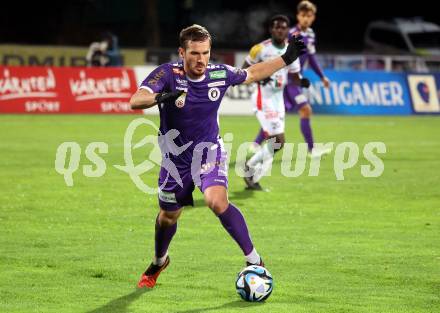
[245,38,301,113]
[245,39,300,136]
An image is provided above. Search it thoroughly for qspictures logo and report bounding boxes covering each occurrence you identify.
[54,118,387,194]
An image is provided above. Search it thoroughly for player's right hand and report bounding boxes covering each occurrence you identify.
[155,90,184,104]
[281,35,306,65]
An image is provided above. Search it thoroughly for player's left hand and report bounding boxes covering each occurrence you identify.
[321,76,330,88]
[300,78,310,88]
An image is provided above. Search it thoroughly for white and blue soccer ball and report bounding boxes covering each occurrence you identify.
[235,265,273,302]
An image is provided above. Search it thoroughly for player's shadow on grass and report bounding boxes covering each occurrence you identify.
[228,188,258,200]
[87,288,150,313]
[175,300,265,313]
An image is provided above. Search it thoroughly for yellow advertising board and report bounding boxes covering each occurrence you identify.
[0,44,145,66]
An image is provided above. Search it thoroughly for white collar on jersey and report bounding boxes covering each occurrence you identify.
[186,74,206,82]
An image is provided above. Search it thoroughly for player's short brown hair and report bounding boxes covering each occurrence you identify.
[297,0,317,14]
[179,24,212,49]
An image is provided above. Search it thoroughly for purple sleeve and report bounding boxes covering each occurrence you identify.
[139,64,171,93]
[308,54,325,79]
[224,65,248,86]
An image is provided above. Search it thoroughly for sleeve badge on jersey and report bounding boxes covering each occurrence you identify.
[172,68,185,76]
[148,69,166,86]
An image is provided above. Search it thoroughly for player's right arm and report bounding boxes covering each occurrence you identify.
[243,36,305,85]
[130,89,158,109]
[130,89,183,110]
[130,64,183,110]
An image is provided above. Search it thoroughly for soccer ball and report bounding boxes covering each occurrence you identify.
[235,265,273,302]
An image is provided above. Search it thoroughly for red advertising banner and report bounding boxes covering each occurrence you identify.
[0,66,63,113]
[0,66,141,114]
[61,67,139,113]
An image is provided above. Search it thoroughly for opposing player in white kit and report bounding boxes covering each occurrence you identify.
[251,2,331,159]
[242,15,310,190]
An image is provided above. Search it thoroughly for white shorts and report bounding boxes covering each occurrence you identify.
[256,110,285,136]
[252,85,285,136]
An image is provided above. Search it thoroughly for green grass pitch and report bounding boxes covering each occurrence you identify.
[0,114,439,313]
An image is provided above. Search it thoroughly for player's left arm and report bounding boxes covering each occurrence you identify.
[244,58,286,85]
[308,54,329,87]
[243,36,306,85]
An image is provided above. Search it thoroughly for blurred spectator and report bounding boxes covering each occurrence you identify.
[86,32,123,67]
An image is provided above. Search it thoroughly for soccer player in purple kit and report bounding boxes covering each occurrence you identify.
[130,24,305,288]
[252,0,331,158]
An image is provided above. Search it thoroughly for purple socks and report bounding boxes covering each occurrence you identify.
[155,204,255,260]
[254,128,265,145]
[300,117,314,151]
[218,203,254,255]
[155,216,177,258]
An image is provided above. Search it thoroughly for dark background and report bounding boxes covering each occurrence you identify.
[1,0,438,51]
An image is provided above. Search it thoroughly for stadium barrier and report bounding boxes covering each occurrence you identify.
[1,66,439,114]
[0,44,146,67]
[306,70,413,115]
[224,70,440,115]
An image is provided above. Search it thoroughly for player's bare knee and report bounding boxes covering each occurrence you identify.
[158,209,181,226]
[205,196,228,215]
[299,104,312,118]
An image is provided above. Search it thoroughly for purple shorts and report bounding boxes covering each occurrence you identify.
[284,84,308,112]
[157,139,228,211]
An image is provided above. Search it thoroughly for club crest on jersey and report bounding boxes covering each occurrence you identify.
[175,92,186,108]
[208,87,220,101]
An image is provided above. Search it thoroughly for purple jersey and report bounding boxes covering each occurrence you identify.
[140,62,247,165]
[288,25,324,78]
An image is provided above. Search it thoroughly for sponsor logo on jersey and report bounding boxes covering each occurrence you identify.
[209,70,226,80]
[158,190,177,203]
[176,78,188,86]
[207,80,226,87]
